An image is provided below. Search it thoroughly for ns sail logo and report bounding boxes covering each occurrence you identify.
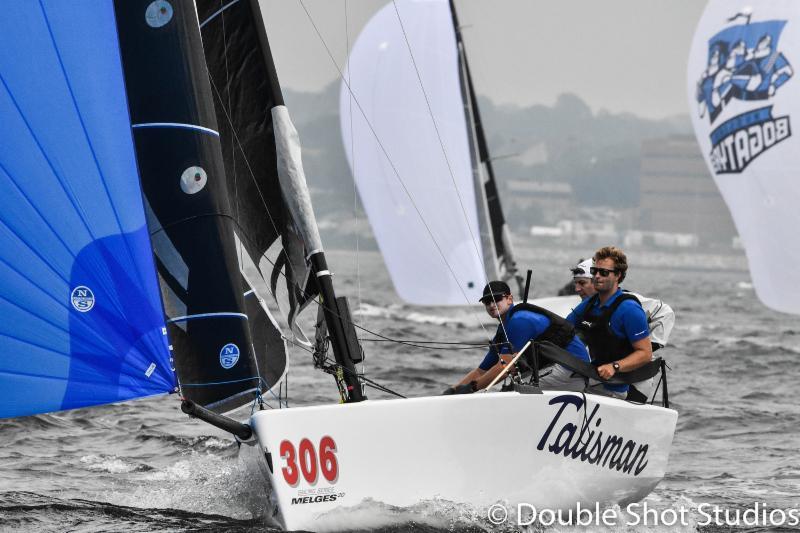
[694,14,794,174]
[219,343,240,369]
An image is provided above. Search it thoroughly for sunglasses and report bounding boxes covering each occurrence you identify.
[590,267,617,277]
[480,294,509,304]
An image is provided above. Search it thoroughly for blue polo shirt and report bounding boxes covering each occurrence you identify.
[479,304,590,370]
[567,289,649,392]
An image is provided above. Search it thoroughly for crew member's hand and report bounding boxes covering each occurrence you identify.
[597,363,616,380]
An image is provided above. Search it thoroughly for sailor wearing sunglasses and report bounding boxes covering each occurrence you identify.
[566,246,652,399]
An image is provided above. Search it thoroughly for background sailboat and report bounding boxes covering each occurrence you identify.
[340,0,522,306]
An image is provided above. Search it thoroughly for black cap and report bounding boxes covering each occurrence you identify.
[479,280,511,303]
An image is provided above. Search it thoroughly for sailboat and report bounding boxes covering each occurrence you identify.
[0,0,676,531]
[339,0,581,317]
[253,1,676,530]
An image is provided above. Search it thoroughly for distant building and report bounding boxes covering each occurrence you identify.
[504,180,574,226]
[531,219,618,245]
[638,136,738,245]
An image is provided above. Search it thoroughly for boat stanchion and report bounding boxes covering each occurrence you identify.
[180,399,253,440]
[523,269,532,302]
[660,359,670,408]
[531,342,540,387]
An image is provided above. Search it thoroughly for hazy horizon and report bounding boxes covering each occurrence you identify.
[261,0,707,120]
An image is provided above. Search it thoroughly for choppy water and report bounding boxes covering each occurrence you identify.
[2,242,800,532]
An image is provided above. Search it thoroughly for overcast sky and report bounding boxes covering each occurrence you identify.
[260,0,707,120]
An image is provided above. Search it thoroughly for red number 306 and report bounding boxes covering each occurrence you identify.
[280,436,338,486]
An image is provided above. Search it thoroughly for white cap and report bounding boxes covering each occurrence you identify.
[571,259,593,279]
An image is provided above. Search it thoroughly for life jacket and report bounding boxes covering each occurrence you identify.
[575,292,642,366]
[489,303,576,365]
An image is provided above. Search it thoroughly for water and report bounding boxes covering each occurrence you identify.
[2,242,799,532]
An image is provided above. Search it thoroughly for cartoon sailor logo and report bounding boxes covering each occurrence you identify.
[219,343,240,369]
[71,286,95,312]
[695,12,794,174]
[696,14,793,124]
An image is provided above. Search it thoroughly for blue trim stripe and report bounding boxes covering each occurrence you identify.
[167,312,248,323]
[199,0,242,29]
[180,376,259,387]
[132,122,220,137]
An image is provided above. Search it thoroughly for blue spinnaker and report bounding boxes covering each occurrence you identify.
[0,1,175,418]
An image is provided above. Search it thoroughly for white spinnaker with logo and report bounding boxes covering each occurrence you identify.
[341,0,486,305]
[689,1,800,313]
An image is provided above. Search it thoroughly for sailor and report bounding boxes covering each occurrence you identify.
[570,258,595,299]
[569,256,675,401]
[443,280,590,394]
[566,246,652,399]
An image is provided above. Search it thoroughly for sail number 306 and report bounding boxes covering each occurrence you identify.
[279,436,338,486]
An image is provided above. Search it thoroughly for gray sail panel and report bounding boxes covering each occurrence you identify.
[273,106,324,256]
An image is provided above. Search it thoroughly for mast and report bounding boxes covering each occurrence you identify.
[247,4,365,402]
[448,0,523,295]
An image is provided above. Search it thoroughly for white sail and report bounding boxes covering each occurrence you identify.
[341,0,486,305]
[688,1,800,313]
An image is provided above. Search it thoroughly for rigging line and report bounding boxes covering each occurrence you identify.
[390,0,512,348]
[214,0,243,271]
[361,338,485,347]
[390,0,487,285]
[199,0,242,28]
[362,336,485,345]
[204,74,304,289]
[233,220,484,357]
[363,381,405,398]
[258,377,288,408]
[338,364,406,398]
[295,0,493,342]
[344,0,366,387]
[348,320,482,350]
[198,3,297,277]
[180,376,260,387]
[189,87,488,362]
[203,3,487,353]
[363,340,479,351]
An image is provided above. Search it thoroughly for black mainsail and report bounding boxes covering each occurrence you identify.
[196,0,364,403]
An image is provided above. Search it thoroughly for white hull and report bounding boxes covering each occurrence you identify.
[250,391,677,531]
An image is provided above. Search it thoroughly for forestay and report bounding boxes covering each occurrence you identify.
[689,1,800,314]
[0,2,174,418]
[341,0,487,305]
